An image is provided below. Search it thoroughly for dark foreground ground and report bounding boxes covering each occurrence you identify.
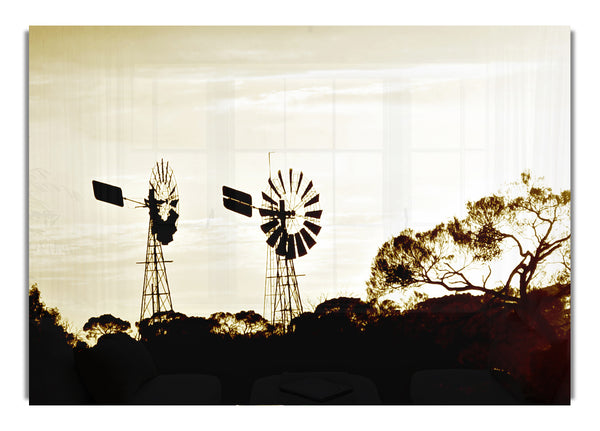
[30,315,570,405]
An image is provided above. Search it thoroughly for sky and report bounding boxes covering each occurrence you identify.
[28,26,570,337]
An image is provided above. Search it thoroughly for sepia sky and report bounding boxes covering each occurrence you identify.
[28,26,570,335]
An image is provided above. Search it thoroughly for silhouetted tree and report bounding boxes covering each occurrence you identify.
[314,297,375,329]
[234,310,272,336]
[412,293,487,314]
[314,297,366,316]
[30,284,61,325]
[29,284,89,403]
[137,310,189,340]
[137,311,222,344]
[367,172,570,316]
[209,310,272,338]
[289,297,385,336]
[176,316,216,338]
[290,312,320,335]
[83,314,131,343]
[371,298,402,319]
[30,284,80,348]
[209,311,237,337]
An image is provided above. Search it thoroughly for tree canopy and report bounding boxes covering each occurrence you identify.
[30,284,79,347]
[83,314,131,342]
[209,310,272,337]
[367,172,570,310]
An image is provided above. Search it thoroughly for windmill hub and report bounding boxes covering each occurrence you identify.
[277,200,296,220]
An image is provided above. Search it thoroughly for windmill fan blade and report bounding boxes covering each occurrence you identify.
[278,170,286,194]
[289,168,293,191]
[171,185,176,196]
[259,207,278,217]
[301,180,313,200]
[304,194,319,207]
[170,199,179,207]
[268,178,282,198]
[261,219,279,233]
[262,192,278,207]
[276,230,288,256]
[267,226,284,247]
[92,180,124,207]
[304,220,322,236]
[305,210,322,219]
[300,228,316,249]
[296,171,304,194]
[295,233,307,257]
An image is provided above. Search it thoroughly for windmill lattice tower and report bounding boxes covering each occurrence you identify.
[92,158,180,328]
[139,160,179,323]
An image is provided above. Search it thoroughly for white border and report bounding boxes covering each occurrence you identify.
[5,1,597,430]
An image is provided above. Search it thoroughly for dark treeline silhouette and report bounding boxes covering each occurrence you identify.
[29,281,569,404]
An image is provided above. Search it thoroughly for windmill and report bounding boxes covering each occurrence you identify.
[222,168,322,331]
[92,159,180,326]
